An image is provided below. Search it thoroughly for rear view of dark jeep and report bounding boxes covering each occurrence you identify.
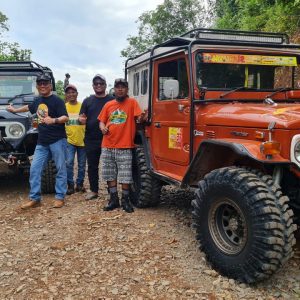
[0,61,56,193]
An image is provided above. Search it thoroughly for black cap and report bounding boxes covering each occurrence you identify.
[114,78,128,87]
[36,73,52,82]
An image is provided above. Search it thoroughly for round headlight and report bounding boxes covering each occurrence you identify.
[8,123,24,138]
[294,140,300,163]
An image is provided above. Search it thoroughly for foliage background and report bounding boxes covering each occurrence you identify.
[0,11,31,61]
[1,1,300,66]
[55,80,65,100]
[214,0,300,42]
[121,0,300,58]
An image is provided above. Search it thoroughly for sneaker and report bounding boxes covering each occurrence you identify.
[21,200,41,210]
[53,200,64,208]
[75,184,86,193]
[85,192,98,201]
[67,184,75,195]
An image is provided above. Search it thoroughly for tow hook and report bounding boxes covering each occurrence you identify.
[0,154,17,166]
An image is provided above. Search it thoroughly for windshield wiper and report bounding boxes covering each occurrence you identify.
[220,87,254,99]
[8,92,34,104]
[265,87,292,100]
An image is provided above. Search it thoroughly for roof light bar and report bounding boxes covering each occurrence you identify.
[0,61,44,69]
[0,63,33,68]
[197,32,284,44]
[181,28,289,45]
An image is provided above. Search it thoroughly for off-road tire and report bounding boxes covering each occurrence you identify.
[249,169,297,264]
[192,166,296,283]
[41,160,56,194]
[130,146,162,208]
[290,201,300,225]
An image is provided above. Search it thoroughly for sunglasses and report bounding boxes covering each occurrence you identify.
[93,82,106,86]
[37,81,50,86]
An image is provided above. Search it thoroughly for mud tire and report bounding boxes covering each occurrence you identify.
[249,169,297,264]
[130,146,162,208]
[41,160,56,194]
[192,166,296,283]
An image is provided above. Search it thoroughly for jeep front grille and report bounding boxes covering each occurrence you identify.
[0,127,6,137]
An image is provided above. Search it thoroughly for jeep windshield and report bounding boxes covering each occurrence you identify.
[195,52,299,98]
[0,75,38,98]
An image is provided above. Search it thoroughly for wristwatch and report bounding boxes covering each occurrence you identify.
[54,118,59,124]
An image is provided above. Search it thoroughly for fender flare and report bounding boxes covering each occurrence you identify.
[182,139,290,187]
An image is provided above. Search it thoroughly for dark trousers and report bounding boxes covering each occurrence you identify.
[85,140,102,193]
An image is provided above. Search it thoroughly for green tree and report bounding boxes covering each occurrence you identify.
[55,80,65,100]
[0,11,31,61]
[0,11,8,34]
[213,0,300,41]
[121,0,212,58]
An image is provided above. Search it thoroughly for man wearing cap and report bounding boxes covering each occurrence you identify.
[98,78,144,213]
[65,84,86,195]
[6,73,69,209]
[78,74,114,200]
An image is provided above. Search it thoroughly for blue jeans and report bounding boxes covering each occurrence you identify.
[29,138,67,201]
[66,143,86,186]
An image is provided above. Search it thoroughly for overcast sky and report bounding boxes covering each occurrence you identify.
[1,0,164,98]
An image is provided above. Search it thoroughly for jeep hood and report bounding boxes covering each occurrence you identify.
[202,103,300,129]
[0,107,28,118]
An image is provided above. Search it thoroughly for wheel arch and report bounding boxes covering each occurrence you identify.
[182,139,290,187]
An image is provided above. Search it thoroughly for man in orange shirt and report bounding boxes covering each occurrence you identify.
[98,78,143,213]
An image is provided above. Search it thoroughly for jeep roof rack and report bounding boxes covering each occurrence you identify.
[0,60,56,90]
[181,28,290,45]
[126,28,296,68]
[0,61,52,73]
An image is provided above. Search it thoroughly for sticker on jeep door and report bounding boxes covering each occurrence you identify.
[168,127,183,149]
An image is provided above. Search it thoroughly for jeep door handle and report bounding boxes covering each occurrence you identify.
[154,122,161,128]
[178,104,185,112]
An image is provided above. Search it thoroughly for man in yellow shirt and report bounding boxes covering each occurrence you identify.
[65,84,86,194]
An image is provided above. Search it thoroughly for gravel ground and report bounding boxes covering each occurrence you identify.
[0,170,299,300]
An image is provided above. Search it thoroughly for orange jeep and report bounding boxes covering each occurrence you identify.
[125,28,299,283]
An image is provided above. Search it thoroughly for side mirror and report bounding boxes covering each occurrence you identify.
[163,79,179,99]
[268,121,276,131]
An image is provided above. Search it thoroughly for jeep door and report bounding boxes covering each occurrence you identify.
[150,54,190,180]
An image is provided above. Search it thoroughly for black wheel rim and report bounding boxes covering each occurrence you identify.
[208,198,247,255]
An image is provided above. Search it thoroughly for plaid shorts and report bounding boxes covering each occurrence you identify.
[101,148,133,184]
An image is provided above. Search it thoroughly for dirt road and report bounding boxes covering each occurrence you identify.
[0,172,299,299]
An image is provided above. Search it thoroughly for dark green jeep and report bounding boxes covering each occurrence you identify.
[0,61,56,192]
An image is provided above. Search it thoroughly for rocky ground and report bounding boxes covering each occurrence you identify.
[0,170,299,300]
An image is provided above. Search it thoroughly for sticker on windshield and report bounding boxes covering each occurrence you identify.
[202,53,297,66]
